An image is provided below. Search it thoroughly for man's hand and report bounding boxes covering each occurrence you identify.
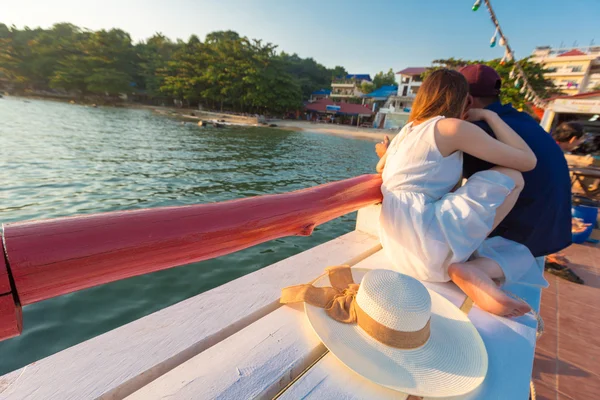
[375,135,390,158]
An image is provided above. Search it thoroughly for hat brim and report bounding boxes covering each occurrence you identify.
[305,268,488,398]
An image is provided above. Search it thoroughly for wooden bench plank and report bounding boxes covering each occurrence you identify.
[125,250,466,400]
[282,260,544,400]
[127,305,323,400]
[278,354,409,400]
[0,231,381,400]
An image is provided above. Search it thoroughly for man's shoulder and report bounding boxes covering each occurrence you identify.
[504,109,540,126]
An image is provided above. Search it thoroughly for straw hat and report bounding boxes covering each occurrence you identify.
[281,267,488,397]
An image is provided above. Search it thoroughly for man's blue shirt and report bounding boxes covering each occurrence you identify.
[463,102,572,257]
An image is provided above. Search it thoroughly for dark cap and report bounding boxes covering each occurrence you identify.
[459,64,502,97]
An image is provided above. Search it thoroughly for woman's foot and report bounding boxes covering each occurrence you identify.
[449,262,531,317]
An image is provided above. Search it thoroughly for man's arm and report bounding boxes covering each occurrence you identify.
[462,120,496,178]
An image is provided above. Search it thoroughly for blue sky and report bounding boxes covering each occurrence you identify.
[4,0,599,75]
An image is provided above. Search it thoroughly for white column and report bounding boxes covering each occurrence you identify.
[540,109,556,132]
[580,63,592,93]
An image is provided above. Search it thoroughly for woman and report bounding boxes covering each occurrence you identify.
[376,69,538,317]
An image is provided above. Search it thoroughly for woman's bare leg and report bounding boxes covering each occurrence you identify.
[488,167,525,231]
[451,167,526,316]
[449,258,531,317]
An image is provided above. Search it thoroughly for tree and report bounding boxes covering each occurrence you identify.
[0,22,347,114]
[361,81,375,94]
[84,29,136,97]
[0,25,44,91]
[279,52,338,100]
[159,36,206,105]
[135,33,177,98]
[373,68,396,89]
[330,65,347,80]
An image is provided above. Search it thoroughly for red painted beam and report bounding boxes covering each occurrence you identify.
[0,241,22,340]
[3,174,382,309]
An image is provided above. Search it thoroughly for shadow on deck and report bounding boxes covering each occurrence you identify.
[533,243,600,399]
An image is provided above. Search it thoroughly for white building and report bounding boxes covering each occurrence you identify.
[396,67,427,98]
[330,74,372,100]
[531,46,600,95]
[373,67,428,130]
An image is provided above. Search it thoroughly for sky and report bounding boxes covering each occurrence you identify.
[3,0,599,75]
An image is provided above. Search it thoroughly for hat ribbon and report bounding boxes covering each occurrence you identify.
[280,266,430,349]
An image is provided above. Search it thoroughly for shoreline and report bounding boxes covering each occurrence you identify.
[4,94,397,142]
[151,105,398,142]
[274,120,398,142]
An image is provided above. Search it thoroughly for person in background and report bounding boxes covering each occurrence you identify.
[553,121,586,153]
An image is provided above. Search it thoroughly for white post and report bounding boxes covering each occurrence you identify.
[540,109,556,132]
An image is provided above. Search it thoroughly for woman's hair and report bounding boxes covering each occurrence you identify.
[553,121,584,143]
[409,69,469,123]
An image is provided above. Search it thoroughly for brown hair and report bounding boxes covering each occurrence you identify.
[409,69,469,123]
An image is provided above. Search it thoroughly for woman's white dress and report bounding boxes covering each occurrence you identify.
[380,116,546,286]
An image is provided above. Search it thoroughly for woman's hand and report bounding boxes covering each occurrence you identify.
[375,135,390,158]
[464,108,495,123]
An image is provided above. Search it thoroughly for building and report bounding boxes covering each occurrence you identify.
[371,67,427,130]
[330,74,372,100]
[540,90,600,132]
[309,89,331,102]
[361,85,398,109]
[304,98,373,125]
[396,67,427,98]
[531,46,600,95]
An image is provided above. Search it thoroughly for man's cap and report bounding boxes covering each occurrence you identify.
[459,64,502,97]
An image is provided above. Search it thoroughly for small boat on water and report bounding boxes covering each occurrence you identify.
[198,119,243,128]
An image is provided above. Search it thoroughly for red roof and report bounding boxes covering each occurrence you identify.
[305,98,373,115]
[396,67,428,76]
[557,49,587,57]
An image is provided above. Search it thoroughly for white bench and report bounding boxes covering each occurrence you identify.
[0,205,542,400]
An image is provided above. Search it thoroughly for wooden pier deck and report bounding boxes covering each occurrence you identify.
[533,242,600,399]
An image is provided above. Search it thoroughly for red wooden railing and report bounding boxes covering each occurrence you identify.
[0,174,383,341]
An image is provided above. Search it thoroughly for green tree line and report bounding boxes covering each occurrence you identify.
[361,68,396,94]
[0,23,348,114]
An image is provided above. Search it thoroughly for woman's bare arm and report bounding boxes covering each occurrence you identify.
[436,110,537,172]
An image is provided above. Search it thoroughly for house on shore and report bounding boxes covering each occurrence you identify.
[372,67,428,130]
[304,98,373,126]
[531,46,600,95]
[330,74,372,101]
[309,89,331,102]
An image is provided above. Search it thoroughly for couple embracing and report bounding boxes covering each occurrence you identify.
[375,65,572,317]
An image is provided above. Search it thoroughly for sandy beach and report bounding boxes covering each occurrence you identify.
[150,106,399,142]
[275,120,398,142]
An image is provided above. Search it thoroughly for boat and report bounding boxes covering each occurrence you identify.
[0,174,553,399]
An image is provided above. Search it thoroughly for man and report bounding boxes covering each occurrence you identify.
[376,64,572,259]
[551,121,598,155]
[552,121,585,152]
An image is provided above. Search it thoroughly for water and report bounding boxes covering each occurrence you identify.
[0,97,378,374]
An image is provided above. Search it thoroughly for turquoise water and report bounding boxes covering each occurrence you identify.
[0,97,379,374]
